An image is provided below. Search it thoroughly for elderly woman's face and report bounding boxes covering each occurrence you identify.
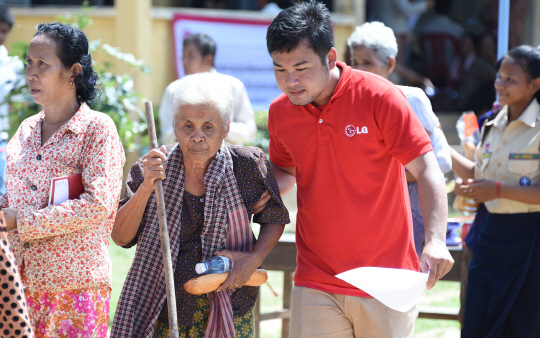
[351,45,389,79]
[174,103,229,164]
[26,35,73,106]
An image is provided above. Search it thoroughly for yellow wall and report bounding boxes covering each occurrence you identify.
[6,6,358,105]
[151,16,178,104]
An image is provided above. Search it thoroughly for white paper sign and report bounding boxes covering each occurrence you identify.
[336,267,429,312]
[52,179,69,205]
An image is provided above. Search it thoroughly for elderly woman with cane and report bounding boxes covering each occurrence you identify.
[111,72,290,338]
[1,22,125,337]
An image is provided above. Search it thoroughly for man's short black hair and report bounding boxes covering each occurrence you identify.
[266,0,334,65]
[0,6,15,29]
[183,33,217,59]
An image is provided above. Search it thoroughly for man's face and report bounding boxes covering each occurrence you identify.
[271,40,334,106]
[182,42,212,75]
[0,22,11,46]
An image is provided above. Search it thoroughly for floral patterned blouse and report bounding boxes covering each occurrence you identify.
[0,103,125,293]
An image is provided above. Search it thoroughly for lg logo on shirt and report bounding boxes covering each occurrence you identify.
[344,125,369,137]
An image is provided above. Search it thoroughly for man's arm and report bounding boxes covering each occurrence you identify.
[405,150,454,289]
[253,162,295,214]
[270,162,296,195]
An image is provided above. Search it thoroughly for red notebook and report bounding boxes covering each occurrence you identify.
[48,173,85,206]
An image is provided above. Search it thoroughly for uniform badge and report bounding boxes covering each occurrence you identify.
[520,176,531,186]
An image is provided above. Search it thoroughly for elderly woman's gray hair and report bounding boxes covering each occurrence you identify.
[347,21,398,65]
[171,72,234,130]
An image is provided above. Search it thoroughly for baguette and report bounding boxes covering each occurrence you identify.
[184,269,268,295]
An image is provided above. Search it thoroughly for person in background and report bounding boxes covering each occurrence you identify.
[0,6,23,196]
[159,33,256,146]
[369,0,434,65]
[265,2,453,336]
[450,45,540,337]
[453,33,497,115]
[347,21,452,257]
[2,22,125,337]
[413,0,464,45]
[412,0,464,89]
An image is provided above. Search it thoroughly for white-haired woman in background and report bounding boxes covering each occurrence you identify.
[110,72,289,338]
[347,21,452,257]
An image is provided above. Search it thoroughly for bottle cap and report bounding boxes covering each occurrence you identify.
[195,263,207,274]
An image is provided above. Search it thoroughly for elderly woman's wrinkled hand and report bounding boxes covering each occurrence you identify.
[214,250,262,291]
[141,145,168,192]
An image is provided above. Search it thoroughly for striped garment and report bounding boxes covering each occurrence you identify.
[111,143,254,338]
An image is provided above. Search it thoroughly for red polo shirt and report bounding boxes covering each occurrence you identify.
[268,62,432,297]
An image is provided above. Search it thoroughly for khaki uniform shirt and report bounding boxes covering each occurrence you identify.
[475,99,540,213]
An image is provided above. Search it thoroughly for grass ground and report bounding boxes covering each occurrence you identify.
[108,240,461,337]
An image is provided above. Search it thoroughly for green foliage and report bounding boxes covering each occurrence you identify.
[250,110,270,152]
[3,1,152,153]
[55,0,94,30]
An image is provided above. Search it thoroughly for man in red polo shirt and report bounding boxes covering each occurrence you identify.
[264,1,454,336]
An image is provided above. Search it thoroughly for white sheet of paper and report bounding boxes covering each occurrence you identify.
[335,267,429,312]
[52,179,69,205]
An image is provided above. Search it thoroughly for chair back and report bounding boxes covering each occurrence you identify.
[419,33,461,88]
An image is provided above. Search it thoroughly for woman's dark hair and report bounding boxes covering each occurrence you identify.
[34,22,100,106]
[0,6,14,29]
[266,0,334,66]
[183,33,217,61]
[502,45,540,103]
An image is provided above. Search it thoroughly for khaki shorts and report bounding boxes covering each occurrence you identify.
[290,286,418,338]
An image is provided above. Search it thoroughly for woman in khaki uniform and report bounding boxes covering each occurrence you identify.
[451,45,540,338]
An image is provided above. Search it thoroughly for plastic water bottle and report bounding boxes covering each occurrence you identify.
[195,256,232,275]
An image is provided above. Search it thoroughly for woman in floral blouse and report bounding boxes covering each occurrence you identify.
[1,23,125,337]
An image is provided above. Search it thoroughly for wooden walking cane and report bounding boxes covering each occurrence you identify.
[144,101,179,338]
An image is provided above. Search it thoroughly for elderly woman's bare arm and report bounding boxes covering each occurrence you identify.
[215,223,285,291]
[111,184,154,246]
[112,146,167,246]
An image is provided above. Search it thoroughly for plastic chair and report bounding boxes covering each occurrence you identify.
[419,33,461,88]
